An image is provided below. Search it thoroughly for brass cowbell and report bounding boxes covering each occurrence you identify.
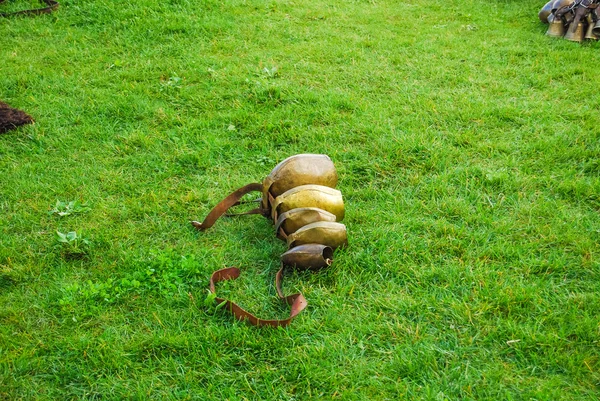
[564,20,586,42]
[585,13,598,40]
[546,17,566,37]
[592,12,600,37]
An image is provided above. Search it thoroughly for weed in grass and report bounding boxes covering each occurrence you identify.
[48,200,91,217]
[54,230,91,260]
[58,250,203,308]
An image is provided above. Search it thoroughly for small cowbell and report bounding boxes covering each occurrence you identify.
[564,21,586,42]
[585,13,598,40]
[592,14,600,37]
[280,244,333,271]
[546,17,566,37]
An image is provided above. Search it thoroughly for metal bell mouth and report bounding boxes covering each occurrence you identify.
[281,244,334,270]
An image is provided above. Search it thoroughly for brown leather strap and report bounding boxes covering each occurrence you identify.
[277,227,288,240]
[275,266,286,299]
[191,183,263,230]
[229,198,261,207]
[0,0,59,17]
[209,267,307,327]
[225,208,264,217]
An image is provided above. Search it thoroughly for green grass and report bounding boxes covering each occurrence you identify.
[1,0,599,399]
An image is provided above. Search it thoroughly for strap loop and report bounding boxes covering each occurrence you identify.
[209,267,307,327]
[191,183,263,230]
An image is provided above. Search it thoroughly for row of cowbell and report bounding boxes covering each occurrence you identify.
[539,0,600,42]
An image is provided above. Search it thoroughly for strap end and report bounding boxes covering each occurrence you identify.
[191,220,205,230]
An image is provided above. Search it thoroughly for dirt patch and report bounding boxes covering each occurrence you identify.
[0,101,34,134]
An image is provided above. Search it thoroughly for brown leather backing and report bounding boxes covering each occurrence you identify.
[209,267,307,327]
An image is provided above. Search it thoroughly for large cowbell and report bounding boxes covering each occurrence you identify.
[261,154,339,209]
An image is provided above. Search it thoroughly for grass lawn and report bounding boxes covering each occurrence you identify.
[1,0,599,399]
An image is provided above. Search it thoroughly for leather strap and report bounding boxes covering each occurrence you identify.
[191,183,263,230]
[225,208,264,217]
[209,267,307,327]
[229,198,261,207]
[274,265,287,299]
[0,0,59,17]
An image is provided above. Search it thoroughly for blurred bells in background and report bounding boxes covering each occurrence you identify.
[540,0,600,42]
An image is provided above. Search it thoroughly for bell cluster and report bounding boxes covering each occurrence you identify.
[264,154,348,270]
[193,154,347,326]
[540,0,600,42]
